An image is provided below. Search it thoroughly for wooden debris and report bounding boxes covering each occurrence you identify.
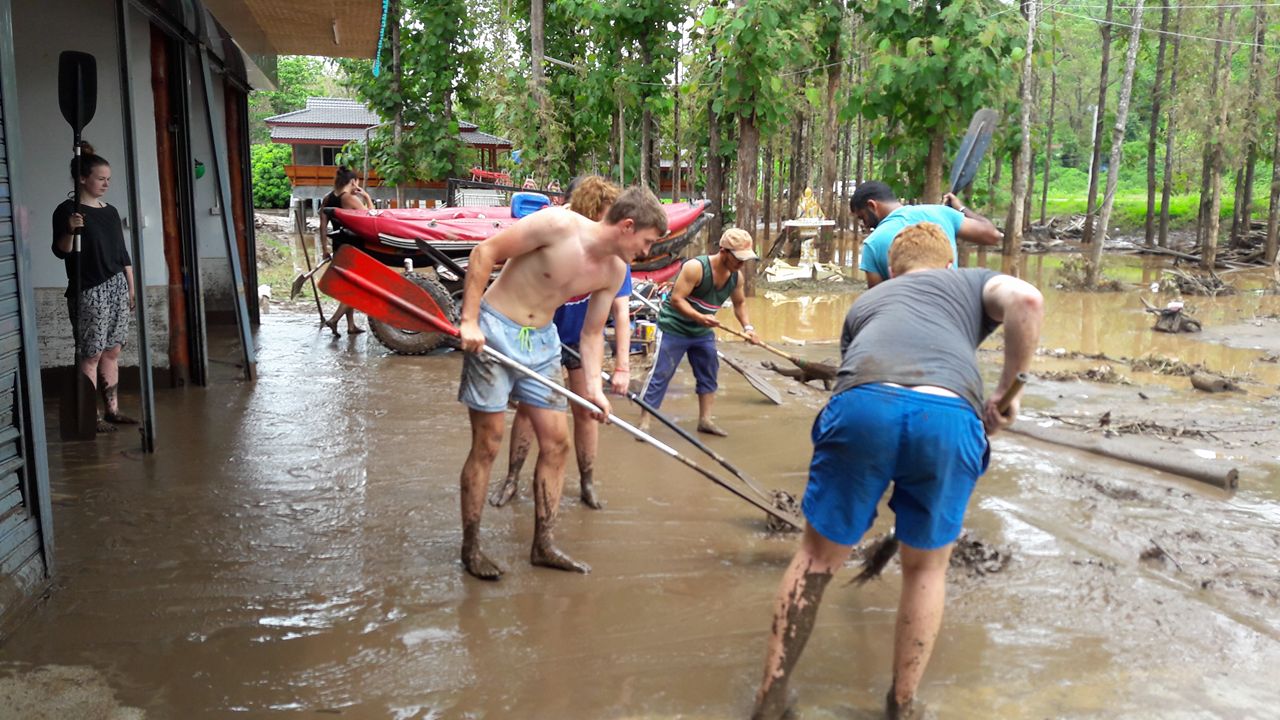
[1162,269,1235,297]
[1037,364,1131,385]
[1190,372,1239,393]
[1139,295,1201,333]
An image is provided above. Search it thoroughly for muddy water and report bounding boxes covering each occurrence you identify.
[1,263,1279,718]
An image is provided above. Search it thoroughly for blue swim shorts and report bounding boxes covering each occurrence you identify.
[458,301,568,413]
[802,383,990,550]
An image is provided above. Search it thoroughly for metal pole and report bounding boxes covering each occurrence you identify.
[116,0,157,451]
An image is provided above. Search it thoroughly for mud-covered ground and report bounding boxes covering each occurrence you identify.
[1,255,1278,718]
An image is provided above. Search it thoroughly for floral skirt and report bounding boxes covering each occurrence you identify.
[67,271,130,360]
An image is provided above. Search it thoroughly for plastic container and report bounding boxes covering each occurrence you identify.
[511,192,551,218]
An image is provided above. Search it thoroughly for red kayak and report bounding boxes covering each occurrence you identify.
[328,201,709,264]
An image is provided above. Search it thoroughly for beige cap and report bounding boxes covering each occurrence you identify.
[719,228,757,261]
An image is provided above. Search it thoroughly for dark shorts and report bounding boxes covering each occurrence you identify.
[802,383,990,550]
[639,330,718,409]
[561,343,582,370]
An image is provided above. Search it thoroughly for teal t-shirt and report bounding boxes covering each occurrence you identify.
[858,205,965,279]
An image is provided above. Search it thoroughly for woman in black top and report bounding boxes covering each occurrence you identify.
[320,167,373,336]
[52,143,136,432]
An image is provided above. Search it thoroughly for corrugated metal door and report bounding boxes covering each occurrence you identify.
[0,0,52,633]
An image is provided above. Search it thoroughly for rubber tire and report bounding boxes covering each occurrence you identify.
[368,271,459,355]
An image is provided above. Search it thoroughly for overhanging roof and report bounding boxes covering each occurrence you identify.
[203,0,383,58]
[267,98,510,147]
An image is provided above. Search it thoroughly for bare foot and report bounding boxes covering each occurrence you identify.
[580,477,604,509]
[697,420,729,437]
[461,545,505,581]
[488,475,519,507]
[324,319,341,337]
[95,419,118,434]
[104,412,138,425]
[634,423,650,442]
[530,539,590,573]
[348,325,366,334]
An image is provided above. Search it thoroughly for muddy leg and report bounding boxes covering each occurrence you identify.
[491,405,533,507]
[525,406,589,573]
[696,392,727,437]
[752,525,851,720]
[460,409,506,580]
[567,368,603,509]
[888,542,953,715]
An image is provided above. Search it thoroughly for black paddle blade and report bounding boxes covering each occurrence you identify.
[58,51,98,130]
[948,108,999,194]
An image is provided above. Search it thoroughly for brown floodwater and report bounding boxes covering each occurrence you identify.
[2,257,1278,718]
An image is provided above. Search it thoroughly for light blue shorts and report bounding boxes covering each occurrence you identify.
[458,301,567,413]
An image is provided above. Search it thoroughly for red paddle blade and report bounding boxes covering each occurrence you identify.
[318,246,458,337]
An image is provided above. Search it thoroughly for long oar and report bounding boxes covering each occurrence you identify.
[630,290,783,404]
[320,246,803,528]
[719,325,840,380]
[57,51,99,440]
[848,372,1030,587]
[561,344,774,503]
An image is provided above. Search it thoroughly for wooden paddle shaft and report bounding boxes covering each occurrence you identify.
[996,372,1029,414]
[718,325,799,363]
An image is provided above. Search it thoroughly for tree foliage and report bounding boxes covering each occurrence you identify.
[336,0,481,185]
[250,143,292,208]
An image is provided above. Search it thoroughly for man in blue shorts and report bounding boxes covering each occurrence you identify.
[457,186,667,580]
[751,222,1044,719]
[853,180,1003,288]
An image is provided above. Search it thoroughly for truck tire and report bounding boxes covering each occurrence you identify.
[368,272,458,355]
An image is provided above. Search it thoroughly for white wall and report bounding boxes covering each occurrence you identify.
[12,0,249,365]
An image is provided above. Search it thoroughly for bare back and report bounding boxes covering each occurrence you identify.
[481,208,626,327]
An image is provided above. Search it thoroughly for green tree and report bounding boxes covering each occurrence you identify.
[850,0,1024,201]
[248,56,330,144]
[337,0,481,186]
[250,143,292,208]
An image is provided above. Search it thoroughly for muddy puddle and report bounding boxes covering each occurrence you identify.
[2,254,1279,718]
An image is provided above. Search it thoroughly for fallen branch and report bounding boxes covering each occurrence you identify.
[1007,422,1239,490]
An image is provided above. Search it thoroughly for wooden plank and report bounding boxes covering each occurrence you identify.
[0,543,47,621]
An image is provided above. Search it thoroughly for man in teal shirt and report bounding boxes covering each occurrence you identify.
[853,181,1003,287]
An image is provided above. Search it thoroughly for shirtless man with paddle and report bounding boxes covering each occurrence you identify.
[456,186,668,580]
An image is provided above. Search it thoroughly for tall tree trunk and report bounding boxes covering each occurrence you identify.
[923,129,945,203]
[1267,53,1280,265]
[391,0,404,206]
[672,52,681,203]
[1234,8,1267,247]
[787,116,804,221]
[1040,53,1056,224]
[1157,6,1183,248]
[707,98,724,247]
[818,27,842,263]
[1005,0,1039,276]
[1087,0,1145,287]
[1144,0,1170,247]
[1081,0,1114,246]
[839,120,854,266]
[530,0,547,181]
[738,113,761,295]
[762,140,773,255]
[1203,7,1242,270]
[1197,5,1228,254]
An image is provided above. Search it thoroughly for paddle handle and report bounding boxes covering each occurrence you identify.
[482,343,801,527]
[995,372,1030,415]
[332,265,802,527]
[718,325,795,362]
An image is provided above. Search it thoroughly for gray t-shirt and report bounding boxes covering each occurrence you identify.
[834,268,1002,414]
